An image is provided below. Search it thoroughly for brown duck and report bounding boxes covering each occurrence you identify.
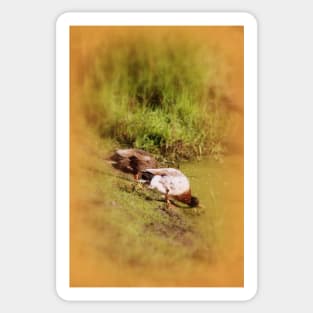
[110,148,158,180]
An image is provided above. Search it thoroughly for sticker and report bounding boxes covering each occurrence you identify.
[56,12,257,301]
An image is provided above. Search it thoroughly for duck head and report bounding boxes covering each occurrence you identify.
[189,196,200,208]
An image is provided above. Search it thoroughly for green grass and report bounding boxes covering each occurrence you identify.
[82,32,232,161]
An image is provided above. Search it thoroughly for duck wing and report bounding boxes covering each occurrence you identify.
[143,168,182,177]
[110,150,134,173]
[142,168,189,196]
[112,149,155,162]
[113,149,134,158]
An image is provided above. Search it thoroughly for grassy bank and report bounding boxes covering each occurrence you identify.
[70,125,245,286]
[72,132,222,274]
[82,31,233,161]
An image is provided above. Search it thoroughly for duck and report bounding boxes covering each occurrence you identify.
[140,168,199,209]
[110,148,158,180]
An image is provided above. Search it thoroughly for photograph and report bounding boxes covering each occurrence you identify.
[56,12,257,301]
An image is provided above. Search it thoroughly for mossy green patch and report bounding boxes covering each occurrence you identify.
[82,32,232,161]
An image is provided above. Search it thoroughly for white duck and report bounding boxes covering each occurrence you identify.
[140,168,199,209]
